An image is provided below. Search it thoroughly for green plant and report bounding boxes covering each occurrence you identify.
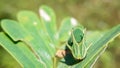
[0,5,120,68]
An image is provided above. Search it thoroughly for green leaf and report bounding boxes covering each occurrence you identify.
[17,11,56,57]
[85,46,107,68]
[1,19,28,41]
[1,19,53,68]
[17,11,44,31]
[39,5,57,44]
[0,32,44,68]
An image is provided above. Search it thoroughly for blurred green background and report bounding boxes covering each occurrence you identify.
[0,0,120,68]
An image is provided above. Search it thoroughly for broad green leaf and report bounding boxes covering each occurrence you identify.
[1,19,29,41]
[17,11,44,30]
[81,31,105,68]
[85,46,107,68]
[85,31,104,48]
[1,19,53,68]
[39,5,57,44]
[0,32,44,68]
[17,11,55,57]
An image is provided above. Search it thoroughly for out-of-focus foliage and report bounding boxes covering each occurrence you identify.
[0,0,120,68]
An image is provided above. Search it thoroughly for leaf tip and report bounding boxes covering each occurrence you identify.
[39,7,51,22]
[70,18,78,26]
